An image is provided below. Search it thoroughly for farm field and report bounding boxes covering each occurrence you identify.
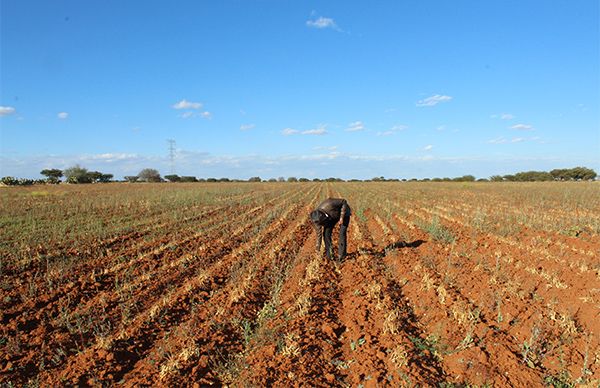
[1,182,599,386]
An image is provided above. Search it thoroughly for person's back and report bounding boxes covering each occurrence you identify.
[310,198,351,261]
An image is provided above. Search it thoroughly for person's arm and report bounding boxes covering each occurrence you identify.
[339,199,349,223]
[338,200,350,260]
[314,222,322,252]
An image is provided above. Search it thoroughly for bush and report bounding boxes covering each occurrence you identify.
[164,174,181,182]
[138,168,161,182]
[452,175,476,182]
[1,176,19,186]
[64,165,92,184]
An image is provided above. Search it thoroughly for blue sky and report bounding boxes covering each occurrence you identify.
[1,0,598,179]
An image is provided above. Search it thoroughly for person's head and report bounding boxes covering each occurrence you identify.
[310,209,329,226]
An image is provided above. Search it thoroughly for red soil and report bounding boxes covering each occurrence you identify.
[2,183,599,386]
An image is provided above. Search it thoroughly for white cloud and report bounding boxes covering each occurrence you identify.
[436,125,445,131]
[306,16,338,30]
[491,113,515,120]
[57,112,69,119]
[423,145,433,151]
[302,125,327,135]
[240,124,255,131]
[313,145,338,151]
[2,150,594,181]
[377,124,408,136]
[83,153,139,162]
[510,123,534,131]
[488,136,541,144]
[345,121,365,132]
[172,99,203,110]
[180,110,211,119]
[282,128,299,136]
[0,106,16,116]
[416,94,452,107]
[488,137,507,144]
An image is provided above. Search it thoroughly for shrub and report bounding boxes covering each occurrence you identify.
[138,168,161,182]
[1,176,19,186]
[64,165,92,184]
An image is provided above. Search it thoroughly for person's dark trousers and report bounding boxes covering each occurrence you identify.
[323,227,334,259]
[338,213,350,261]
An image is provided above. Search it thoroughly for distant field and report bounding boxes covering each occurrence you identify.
[1,182,599,386]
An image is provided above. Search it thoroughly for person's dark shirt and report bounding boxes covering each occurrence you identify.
[316,198,351,225]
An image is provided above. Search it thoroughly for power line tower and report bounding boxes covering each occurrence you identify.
[167,139,176,175]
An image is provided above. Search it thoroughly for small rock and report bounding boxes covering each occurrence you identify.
[325,373,335,383]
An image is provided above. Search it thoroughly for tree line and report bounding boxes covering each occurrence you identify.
[0,166,596,186]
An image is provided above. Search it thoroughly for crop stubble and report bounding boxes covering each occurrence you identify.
[1,181,599,386]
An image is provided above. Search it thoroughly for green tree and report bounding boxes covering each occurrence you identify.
[180,176,198,182]
[97,174,113,183]
[124,176,138,183]
[570,167,597,180]
[248,176,261,182]
[453,175,476,182]
[164,174,181,182]
[87,171,104,183]
[138,168,161,182]
[64,165,92,183]
[40,169,63,184]
[287,177,298,182]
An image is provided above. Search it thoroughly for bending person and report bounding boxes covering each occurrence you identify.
[310,198,351,262]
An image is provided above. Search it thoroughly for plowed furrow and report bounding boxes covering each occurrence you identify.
[50,185,317,386]
[125,188,316,384]
[379,211,564,385]
[14,187,310,385]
